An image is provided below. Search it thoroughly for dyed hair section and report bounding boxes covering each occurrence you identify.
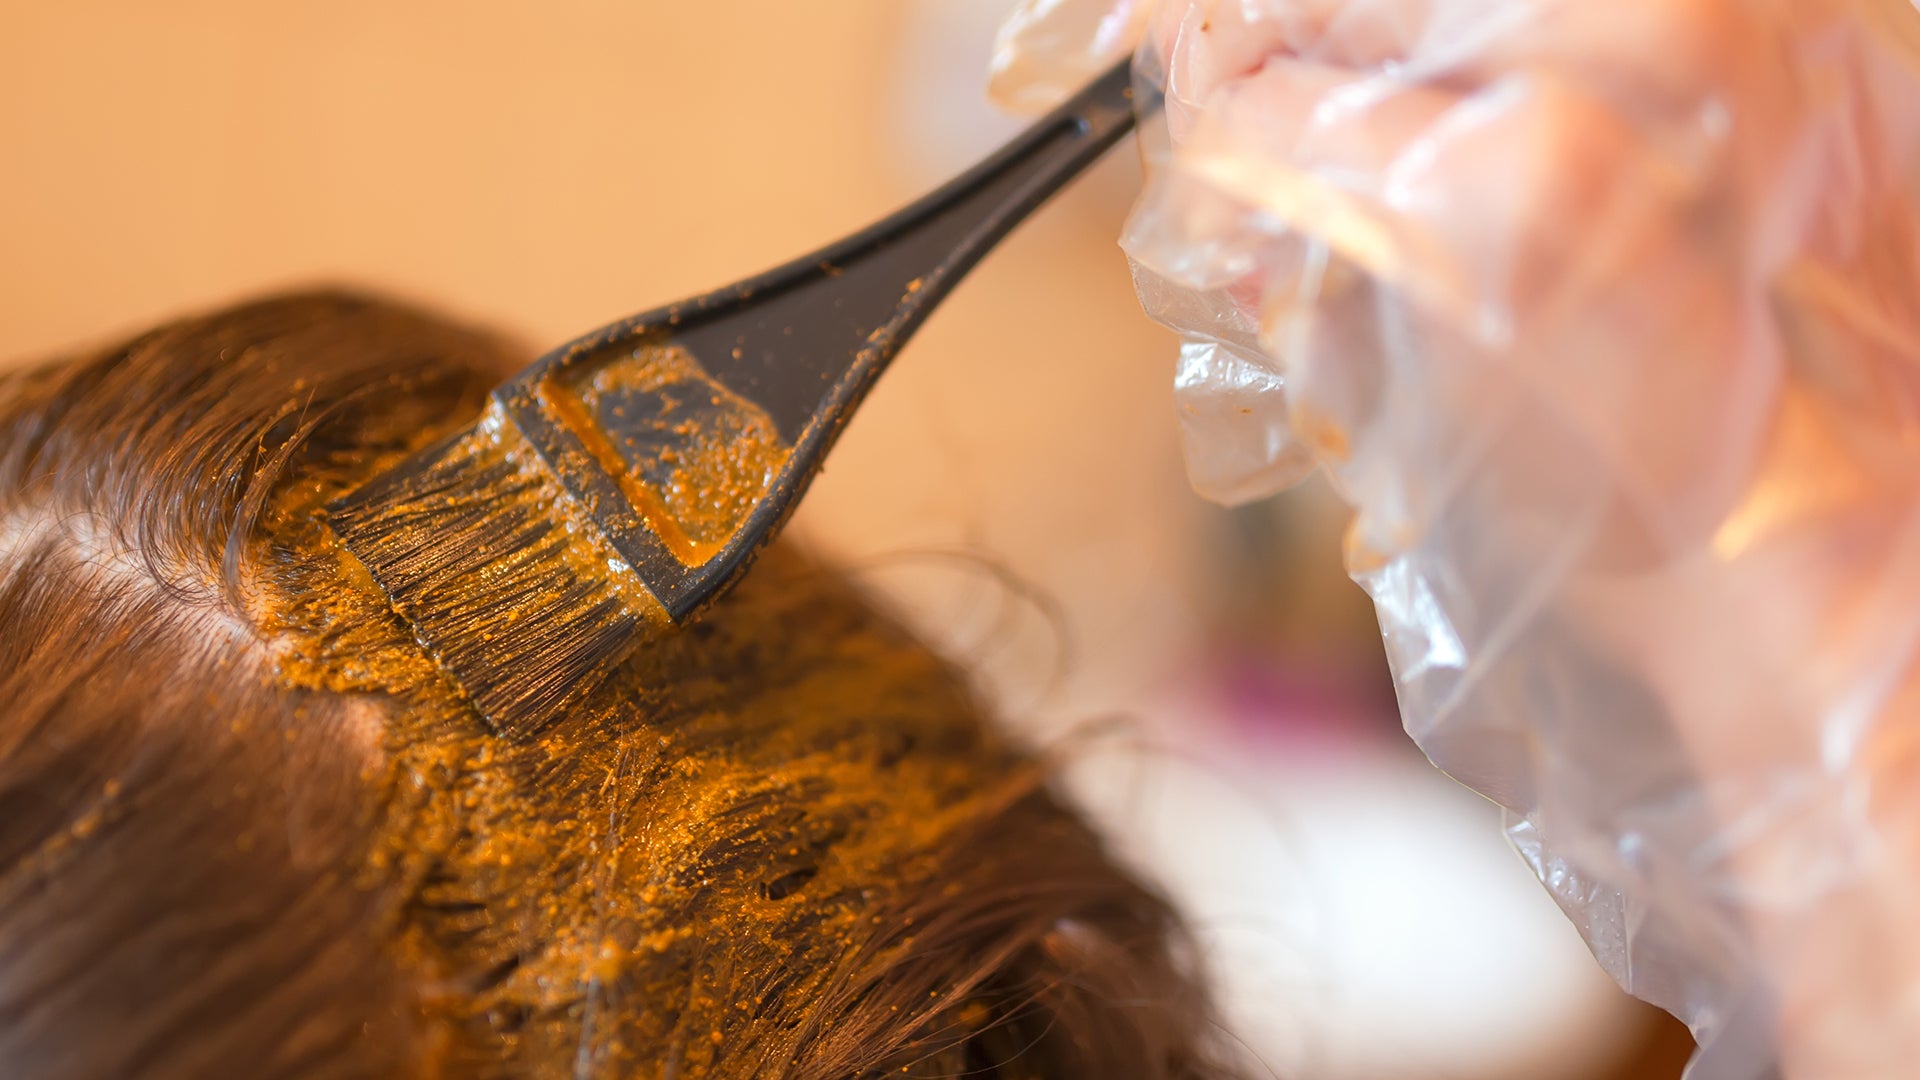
[0,293,1234,1078]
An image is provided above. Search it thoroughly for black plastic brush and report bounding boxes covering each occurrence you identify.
[326,61,1140,738]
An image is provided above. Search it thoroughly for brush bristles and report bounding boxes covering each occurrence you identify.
[326,413,655,739]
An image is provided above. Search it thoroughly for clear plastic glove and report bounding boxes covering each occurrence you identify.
[992,2,1920,1077]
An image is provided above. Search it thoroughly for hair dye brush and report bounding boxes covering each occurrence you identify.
[327,62,1138,738]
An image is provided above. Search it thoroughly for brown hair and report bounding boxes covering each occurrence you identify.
[0,293,1235,1078]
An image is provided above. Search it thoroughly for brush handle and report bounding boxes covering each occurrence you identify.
[497,60,1140,620]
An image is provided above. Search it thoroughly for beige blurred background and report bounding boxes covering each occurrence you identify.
[1,2,1690,1077]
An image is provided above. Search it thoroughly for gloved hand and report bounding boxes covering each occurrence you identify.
[992,2,1920,1076]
